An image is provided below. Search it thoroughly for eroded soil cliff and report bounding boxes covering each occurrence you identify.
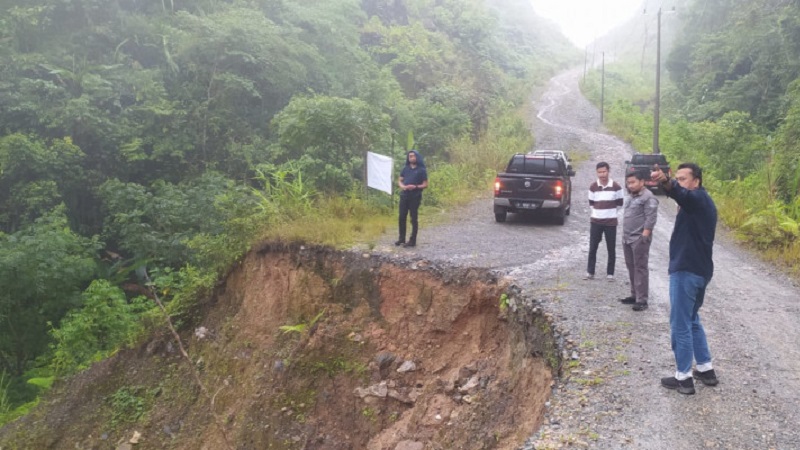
[0,243,556,450]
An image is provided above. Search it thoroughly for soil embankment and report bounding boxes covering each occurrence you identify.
[0,243,555,449]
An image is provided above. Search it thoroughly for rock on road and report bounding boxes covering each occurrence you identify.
[379,69,800,449]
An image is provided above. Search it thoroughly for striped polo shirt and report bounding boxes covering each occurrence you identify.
[588,178,624,226]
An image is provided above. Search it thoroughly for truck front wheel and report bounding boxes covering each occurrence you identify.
[495,211,507,223]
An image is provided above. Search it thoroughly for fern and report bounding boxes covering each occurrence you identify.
[279,309,326,335]
[279,323,307,335]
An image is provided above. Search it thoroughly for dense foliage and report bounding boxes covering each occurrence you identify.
[0,0,577,420]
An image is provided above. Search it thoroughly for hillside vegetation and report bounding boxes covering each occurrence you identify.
[583,0,800,271]
[0,0,578,425]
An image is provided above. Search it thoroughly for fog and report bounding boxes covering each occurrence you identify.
[530,0,642,47]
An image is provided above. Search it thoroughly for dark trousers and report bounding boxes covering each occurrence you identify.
[398,193,422,243]
[623,236,652,303]
[587,222,617,276]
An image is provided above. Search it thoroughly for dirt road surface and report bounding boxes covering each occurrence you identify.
[380,69,800,449]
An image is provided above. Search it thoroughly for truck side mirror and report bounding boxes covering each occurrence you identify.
[624,160,630,164]
[568,170,576,177]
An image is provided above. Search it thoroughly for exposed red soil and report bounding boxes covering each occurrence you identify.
[0,243,556,450]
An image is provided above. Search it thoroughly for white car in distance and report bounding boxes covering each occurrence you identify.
[529,150,571,170]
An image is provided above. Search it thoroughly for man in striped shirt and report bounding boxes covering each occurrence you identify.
[585,162,624,280]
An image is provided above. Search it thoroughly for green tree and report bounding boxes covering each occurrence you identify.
[407,93,470,157]
[98,171,258,267]
[773,79,800,202]
[164,7,325,168]
[0,207,100,377]
[362,19,457,97]
[279,0,367,97]
[667,0,800,128]
[0,134,86,233]
[271,94,391,192]
[50,280,149,376]
[692,111,768,180]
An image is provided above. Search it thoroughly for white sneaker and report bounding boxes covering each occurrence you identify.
[607,274,615,281]
[583,272,594,280]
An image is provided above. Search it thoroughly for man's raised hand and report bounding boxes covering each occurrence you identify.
[650,164,665,183]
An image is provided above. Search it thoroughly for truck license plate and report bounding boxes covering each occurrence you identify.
[520,202,537,209]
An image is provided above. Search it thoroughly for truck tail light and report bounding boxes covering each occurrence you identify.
[554,180,563,198]
[494,178,501,196]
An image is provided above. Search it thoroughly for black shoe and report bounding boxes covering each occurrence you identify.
[632,303,648,311]
[395,240,405,246]
[403,241,416,248]
[692,369,719,386]
[619,296,636,304]
[661,376,695,395]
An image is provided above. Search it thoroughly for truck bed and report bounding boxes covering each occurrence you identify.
[493,153,574,224]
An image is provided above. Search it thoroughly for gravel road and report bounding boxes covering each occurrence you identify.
[377,69,800,449]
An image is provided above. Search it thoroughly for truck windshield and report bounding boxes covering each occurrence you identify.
[507,156,562,175]
[632,154,667,165]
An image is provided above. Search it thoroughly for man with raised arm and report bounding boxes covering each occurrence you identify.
[651,162,719,395]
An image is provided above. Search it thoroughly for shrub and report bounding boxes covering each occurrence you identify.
[50,281,150,376]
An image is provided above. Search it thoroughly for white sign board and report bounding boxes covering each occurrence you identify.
[366,151,393,194]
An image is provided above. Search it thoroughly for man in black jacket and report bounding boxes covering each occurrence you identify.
[396,150,428,248]
[651,163,719,395]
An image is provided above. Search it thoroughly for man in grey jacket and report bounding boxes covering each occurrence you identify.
[620,169,659,311]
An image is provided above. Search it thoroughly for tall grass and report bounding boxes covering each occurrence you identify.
[249,162,392,247]
[0,372,39,427]
[263,192,394,247]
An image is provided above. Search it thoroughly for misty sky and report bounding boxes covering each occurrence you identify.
[530,0,643,47]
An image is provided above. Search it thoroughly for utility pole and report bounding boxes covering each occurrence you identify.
[601,52,605,123]
[653,7,662,154]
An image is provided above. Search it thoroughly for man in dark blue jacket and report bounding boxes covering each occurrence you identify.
[396,150,428,248]
[651,162,718,395]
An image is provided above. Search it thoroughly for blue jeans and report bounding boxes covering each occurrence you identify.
[669,271,712,375]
